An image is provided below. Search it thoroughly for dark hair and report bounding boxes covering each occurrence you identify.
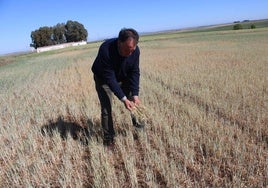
[118,28,139,44]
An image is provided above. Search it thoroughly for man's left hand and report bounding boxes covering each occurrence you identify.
[133,96,141,105]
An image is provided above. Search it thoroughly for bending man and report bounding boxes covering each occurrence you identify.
[91,28,142,146]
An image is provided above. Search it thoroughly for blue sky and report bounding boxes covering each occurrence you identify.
[0,0,267,55]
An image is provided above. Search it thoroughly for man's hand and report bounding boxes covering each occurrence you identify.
[133,96,141,105]
[123,99,135,111]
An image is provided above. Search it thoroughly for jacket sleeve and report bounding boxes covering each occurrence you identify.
[128,48,140,96]
[99,46,126,100]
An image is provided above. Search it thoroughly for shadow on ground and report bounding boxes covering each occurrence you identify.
[41,116,102,145]
[40,114,138,146]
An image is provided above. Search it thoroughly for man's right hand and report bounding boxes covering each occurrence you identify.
[123,99,135,111]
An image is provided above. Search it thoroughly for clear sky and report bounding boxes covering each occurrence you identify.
[0,0,267,55]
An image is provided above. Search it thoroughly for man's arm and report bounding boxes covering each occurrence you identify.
[99,46,126,100]
[128,48,140,97]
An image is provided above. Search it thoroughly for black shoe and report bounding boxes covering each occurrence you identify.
[103,138,114,145]
[103,139,115,151]
[131,115,145,129]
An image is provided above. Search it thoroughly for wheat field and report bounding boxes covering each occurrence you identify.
[0,28,267,187]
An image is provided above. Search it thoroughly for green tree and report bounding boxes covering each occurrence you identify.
[233,24,243,30]
[65,20,88,42]
[250,24,256,29]
[30,26,53,49]
[53,23,66,44]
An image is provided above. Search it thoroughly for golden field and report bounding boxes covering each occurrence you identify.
[0,28,267,187]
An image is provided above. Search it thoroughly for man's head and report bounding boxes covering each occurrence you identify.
[118,28,139,57]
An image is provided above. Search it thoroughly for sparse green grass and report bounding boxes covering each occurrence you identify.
[0,28,267,187]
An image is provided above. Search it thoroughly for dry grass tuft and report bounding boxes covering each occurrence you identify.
[131,103,151,127]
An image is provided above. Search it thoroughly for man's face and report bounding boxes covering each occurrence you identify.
[118,38,136,57]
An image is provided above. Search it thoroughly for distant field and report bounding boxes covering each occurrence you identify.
[0,28,267,187]
[189,19,265,31]
[141,19,268,37]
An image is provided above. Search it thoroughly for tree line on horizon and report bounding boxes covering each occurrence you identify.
[30,20,88,49]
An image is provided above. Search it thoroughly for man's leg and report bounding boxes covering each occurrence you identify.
[94,76,115,145]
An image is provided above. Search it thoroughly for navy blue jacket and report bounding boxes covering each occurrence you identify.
[91,38,140,100]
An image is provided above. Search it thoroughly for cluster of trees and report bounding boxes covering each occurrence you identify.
[233,20,256,30]
[30,20,88,49]
[233,23,256,30]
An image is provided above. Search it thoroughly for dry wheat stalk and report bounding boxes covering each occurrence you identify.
[131,103,150,126]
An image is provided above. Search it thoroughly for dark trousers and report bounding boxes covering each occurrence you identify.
[94,75,131,142]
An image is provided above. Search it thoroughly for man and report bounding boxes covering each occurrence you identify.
[91,28,142,146]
